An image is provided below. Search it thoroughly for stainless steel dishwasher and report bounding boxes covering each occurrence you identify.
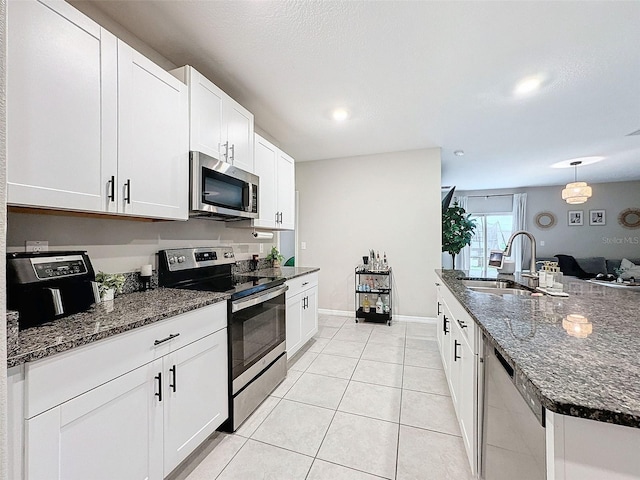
[481,334,546,480]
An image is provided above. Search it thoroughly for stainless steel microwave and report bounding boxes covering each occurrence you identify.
[190,151,259,220]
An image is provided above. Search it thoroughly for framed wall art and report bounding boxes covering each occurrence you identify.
[589,209,606,226]
[568,210,583,226]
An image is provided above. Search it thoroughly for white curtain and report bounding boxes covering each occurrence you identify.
[512,193,527,272]
[456,195,471,272]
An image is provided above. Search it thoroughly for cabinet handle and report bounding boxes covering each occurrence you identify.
[155,373,162,402]
[221,142,229,161]
[454,340,461,362]
[280,212,283,223]
[169,365,177,392]
[443,315,449,335]
[108,175,115,202]
[154,333,180,346]
[124,179,131,204]
[437,301,442,316]
[457,319,467,329]
[435,282,440,286]
[302,282,309,286]
[229,144,235,162]
[275,212,279,224]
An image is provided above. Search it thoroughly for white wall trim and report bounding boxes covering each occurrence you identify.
[393,315,436,324]
[319,309,436,325]
[318,308,353,317]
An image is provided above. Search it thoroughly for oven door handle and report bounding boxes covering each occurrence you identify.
[231,285,289,313]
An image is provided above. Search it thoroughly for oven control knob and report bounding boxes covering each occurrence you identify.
[178,256,186,263]
[168,256,176,264]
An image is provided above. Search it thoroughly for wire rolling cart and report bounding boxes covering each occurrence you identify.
[354,267,392,325]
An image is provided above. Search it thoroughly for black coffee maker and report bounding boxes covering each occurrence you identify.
[7,251,101,329]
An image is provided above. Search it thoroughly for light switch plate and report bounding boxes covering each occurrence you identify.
[301,242,307,250]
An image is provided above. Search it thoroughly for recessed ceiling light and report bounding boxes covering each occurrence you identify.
[332,108,349,122]
[454,150,464,157]
[551,156,605,168]
[514,76,543,96]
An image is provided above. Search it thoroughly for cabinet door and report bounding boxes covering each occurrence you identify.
[436,287,444,349]
[301,287,318,344]
[225,100,255,173]
[7,0,118,213]
[286,293,303,359]
[163,328,228,475]
[189,68,225,161]
[458,337,477,473]
[253,134,278,229]
[449,324,463,408]
[118,41,189,220]
[440,304,453,374]
[276,150,296,230]
[25,360,163,480]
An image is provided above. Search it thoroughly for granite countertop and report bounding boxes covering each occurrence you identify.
[436,269,640,428]
[240,266,320,281]
[7,288,229,368]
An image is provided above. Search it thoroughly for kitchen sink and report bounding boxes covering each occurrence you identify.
[461,278,533,297]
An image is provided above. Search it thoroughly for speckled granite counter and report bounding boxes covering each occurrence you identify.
[241,266,320,281]
[436,269,640,428]
[7,288,228,368]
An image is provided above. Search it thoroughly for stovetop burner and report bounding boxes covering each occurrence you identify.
[157,247,286,300]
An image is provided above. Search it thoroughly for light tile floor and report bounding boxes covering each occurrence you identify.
[175,314,474,480]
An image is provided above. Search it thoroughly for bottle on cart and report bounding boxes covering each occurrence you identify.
[363,295,371,313]
[383,252,388,270]
[376,296,383,314]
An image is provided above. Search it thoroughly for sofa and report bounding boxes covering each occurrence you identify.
[536,255,640,278]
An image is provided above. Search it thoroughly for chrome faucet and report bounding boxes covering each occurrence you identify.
[504,230,539,286]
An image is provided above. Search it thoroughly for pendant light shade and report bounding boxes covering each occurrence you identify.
[562,161,592,204]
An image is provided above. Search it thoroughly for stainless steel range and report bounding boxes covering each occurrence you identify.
[158,246,287,432]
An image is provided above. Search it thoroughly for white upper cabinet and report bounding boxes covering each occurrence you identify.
[253,135,278,229]
[276,150,296,230]
[250,134,295,231]
[117,41,189,220]
[7,0,189,221]
[171,66,255,174]
[7,0,118,213]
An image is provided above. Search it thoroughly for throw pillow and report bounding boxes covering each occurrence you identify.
[620,258,640,280]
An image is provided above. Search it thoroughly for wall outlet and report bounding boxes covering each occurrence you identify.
[26,241,49,253]
[259,243,264,254]
[301,241,307,250]
[540,240,545,246]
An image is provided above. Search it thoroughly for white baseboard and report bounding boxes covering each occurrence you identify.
[318,309,436,325]
[318,308,353,317]
[393,315,436,325]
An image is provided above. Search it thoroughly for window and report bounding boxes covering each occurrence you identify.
[468,213,514,277]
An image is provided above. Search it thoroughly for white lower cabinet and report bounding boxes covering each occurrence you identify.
[26,360,164,480]
[286,272,319,359]
[163,329,228,474]
[437,282,480,476]
[18,303,228,480]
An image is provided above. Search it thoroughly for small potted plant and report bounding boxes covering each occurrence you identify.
[265,246,285,268]
[95,271,126,301]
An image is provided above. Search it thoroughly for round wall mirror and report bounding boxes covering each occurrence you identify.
[534,211,556,229]
[618,208,640,229]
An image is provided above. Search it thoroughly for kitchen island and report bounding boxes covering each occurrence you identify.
[436,269,640,479]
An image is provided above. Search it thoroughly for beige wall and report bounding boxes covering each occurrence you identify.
[296,149,442,319]
[6,213,275,274]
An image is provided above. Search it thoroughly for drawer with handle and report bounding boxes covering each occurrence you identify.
[285,272,318,299]
[25,302,226,418]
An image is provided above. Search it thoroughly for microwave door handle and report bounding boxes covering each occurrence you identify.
[246,183,253,213]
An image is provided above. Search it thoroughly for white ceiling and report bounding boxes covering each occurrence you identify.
[72,0,640,190]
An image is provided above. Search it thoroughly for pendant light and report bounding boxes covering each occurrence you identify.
[562,161,592,204]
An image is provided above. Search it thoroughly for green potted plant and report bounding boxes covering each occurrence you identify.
[265,246,285,268]
[442,202,477,269]
[95,271,126,301]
